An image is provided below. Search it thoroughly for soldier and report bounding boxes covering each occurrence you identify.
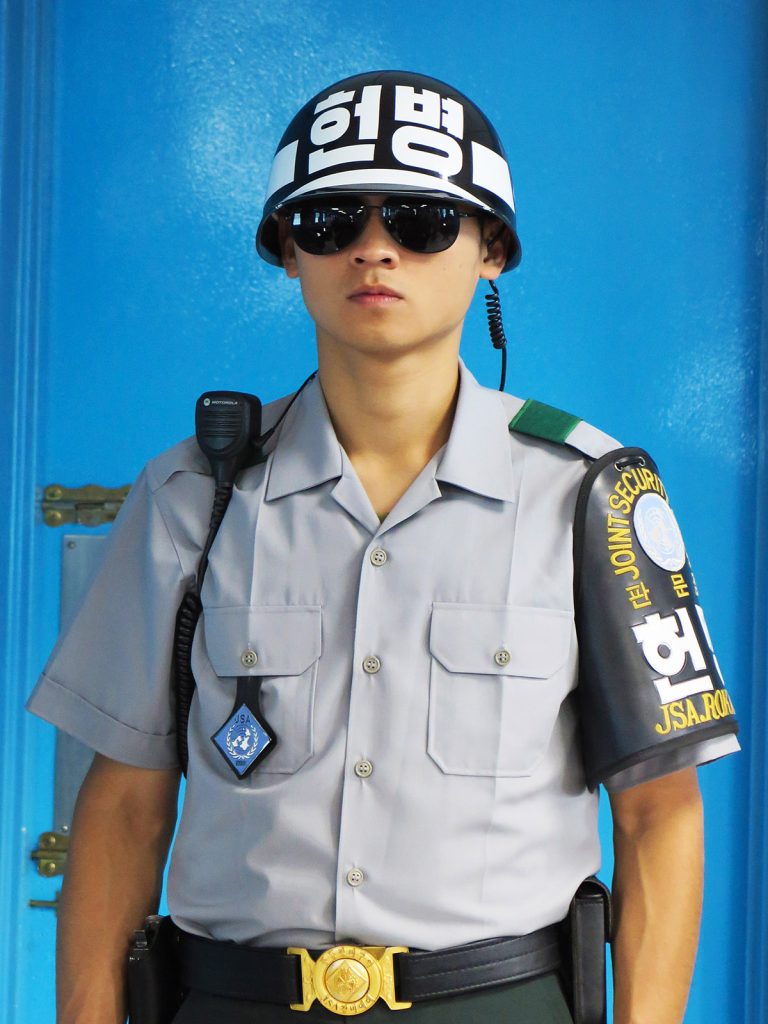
[27,71,739,1024]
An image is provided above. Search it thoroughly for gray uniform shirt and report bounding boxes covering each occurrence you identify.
[26,357,739,949]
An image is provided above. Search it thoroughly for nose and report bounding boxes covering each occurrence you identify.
[347,207,400,268]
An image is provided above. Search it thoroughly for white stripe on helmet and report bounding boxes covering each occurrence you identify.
[265,141,299,201]
[471,142,515,210]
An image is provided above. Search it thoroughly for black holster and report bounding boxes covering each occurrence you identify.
[127,915,183,1024]
[560,876,611,1024]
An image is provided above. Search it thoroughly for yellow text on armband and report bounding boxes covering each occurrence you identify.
[655,689,736,735]
[607,513,639,581]
[606,515,652,607]
[608,467,668,516]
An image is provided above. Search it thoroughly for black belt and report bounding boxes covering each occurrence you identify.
[176,923,563,1014]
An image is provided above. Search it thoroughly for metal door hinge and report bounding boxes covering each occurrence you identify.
[41,484,130,527]
[30,830,70,876]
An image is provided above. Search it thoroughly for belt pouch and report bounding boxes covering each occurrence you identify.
[562,877,611,1024]
[127,915,184,1024]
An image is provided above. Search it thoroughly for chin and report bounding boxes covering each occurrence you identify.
[326,333,424,360]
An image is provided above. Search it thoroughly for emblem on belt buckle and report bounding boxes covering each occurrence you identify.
[288,944,412,1015]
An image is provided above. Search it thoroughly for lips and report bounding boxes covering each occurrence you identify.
[348,284,405,303]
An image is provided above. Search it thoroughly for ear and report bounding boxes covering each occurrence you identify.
[277,214,300,279]
[479,220,508,281]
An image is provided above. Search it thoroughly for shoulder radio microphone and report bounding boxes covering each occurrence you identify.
[194,391,264,487]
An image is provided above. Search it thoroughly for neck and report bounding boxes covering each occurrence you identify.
[315,338,461,467]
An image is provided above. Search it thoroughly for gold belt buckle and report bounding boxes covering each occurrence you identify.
[288,944,412,1015]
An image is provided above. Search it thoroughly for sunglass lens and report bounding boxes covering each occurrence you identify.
[290,200,366,255]
[384,200,461,253]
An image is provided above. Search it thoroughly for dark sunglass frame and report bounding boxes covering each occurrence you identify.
[285,195,480,256]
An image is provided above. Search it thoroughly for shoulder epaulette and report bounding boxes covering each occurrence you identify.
[508,398,620,461]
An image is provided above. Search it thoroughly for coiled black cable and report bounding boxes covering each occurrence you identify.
[485,279,508,392]
[174,481,233,775]
[173,590,202,775]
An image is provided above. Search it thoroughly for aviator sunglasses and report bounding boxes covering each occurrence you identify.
[284,195,481,256]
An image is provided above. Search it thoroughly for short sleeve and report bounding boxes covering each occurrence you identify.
[25,468,187,769]
[601,733,741,792]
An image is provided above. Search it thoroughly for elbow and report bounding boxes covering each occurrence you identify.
[610,766,703,841]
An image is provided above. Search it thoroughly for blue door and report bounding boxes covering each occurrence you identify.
[2,3,766,1022]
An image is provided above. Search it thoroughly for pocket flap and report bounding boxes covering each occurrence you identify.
[429,604,572,678]
[203,605,322,676]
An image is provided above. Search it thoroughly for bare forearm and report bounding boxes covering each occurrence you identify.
[611,785,704,1024]
[56,758,178,1024]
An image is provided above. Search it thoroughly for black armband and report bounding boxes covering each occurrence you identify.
[573,447,738,789]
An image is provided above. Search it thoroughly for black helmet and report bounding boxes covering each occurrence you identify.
[256,70,521,271]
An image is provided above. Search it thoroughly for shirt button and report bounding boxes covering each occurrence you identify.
[346,868,364,887]
[240,649,258,668]
[354,759,373,778]
[370,547,388,566]
[494,647,511,667]
[362,655,381,674]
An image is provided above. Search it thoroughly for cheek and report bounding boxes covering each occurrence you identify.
[434,251,483,307]
[293,254,329,300]
[293,261,344,324]
[297,276,325,320]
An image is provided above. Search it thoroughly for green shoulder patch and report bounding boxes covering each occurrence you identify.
[508,398,581,445]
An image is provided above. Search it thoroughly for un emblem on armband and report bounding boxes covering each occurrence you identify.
[633,492,686,572]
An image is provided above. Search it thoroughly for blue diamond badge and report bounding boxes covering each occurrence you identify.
[212,704,274,776]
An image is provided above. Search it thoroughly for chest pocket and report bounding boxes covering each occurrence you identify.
[427,603,574,777]
[202,605,322,774]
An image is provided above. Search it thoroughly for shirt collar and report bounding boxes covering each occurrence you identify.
[434,357,516,501]
[264,373,343,500]
[265,356,516,503]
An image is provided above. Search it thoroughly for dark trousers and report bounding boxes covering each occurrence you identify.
[170,972,574,1023]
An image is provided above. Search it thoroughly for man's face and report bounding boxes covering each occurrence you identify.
[279,194,505,363]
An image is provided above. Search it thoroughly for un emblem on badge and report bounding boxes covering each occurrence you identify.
[633,493,686,572]
[212,704,273,776]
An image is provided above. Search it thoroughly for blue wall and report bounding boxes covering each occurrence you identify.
[3,2,766,1021]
